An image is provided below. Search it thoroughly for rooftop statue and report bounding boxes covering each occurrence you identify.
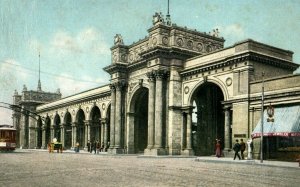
[114,34,124,45]
[153,12,165,25]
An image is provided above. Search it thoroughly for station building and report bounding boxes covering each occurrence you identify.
[13,13,300,160]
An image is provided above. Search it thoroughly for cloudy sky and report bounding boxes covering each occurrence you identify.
[0,0,300,124]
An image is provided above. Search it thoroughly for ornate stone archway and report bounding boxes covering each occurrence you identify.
[190,82,226,156]
[127,87,149,154]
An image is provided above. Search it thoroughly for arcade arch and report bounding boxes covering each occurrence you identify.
[128,87,149,153]
[53,114,61,142]
[190,82,225,156]
[36,117,43,148]
[45,116,51,145]
[64,112,72,149]
[89,106,101,142]
[76,109,85,148]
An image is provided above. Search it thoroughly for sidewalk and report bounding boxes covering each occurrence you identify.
[195,156,300,169]
[15,149,300,169]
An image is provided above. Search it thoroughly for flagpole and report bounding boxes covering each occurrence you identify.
[260,72,264,163]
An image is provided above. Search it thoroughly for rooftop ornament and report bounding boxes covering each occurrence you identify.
[114,34,124,45]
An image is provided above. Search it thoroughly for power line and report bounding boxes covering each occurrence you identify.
[1,61,105,84]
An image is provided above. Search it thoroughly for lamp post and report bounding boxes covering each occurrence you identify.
[260,72,265,163]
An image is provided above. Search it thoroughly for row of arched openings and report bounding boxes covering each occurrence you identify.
[36,106,109,149]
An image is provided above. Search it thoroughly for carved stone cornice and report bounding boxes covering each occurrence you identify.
[180,52,299,77]
[111,80,127,91]
[146,71,155,82]
[153,70,169,80]
[103,63,127,74]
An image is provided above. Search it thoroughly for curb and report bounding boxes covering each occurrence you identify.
[195,157,300,169]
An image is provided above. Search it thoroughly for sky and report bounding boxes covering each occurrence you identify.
[0,0,300,124]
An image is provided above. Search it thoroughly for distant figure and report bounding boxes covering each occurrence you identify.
[75,142,80,153]
[215,139,222,158]
[100,142,104,152]
[247,139,253,160]
[233,139,241,160]
[96,141,100,154]
[240,139,246,160]
[87,140,91,152]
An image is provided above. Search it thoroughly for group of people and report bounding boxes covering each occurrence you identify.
[215,138,252,160]
[86,140,109,154]
[232,139,247,160]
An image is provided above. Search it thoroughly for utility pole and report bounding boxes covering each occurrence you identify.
[260,72,265,163]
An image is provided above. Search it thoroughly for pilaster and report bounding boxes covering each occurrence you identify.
[145,72,155,153]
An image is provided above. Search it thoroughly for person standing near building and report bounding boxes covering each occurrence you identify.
[96,140,100,154]
[233,139,241,160]
[87,140,91,152]
[240,139,246,160]
[215,139,222,158]
[75,142,80,153]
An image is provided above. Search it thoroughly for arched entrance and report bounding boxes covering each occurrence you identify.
[45,117,51,145]
[53,114,61,142]
[76,109,85,148]
[128,87,148,154]
[37,117,43,148]
[191,82,225,156]
[64,112,72,149]
[90,106,101,142]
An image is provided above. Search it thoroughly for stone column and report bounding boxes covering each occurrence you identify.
[84,120,91,150]
[153,70,166,155]
[224,106,231,150]
[186,111,192,150]
[182,107,194,156]
[103,118,108,147]
[35,127,39,149]
[181,112,187,150]
[42,126,46,149]
[61,124,65,148]
[101,118,106,144]
[71,122,77,148]
[109,85,116,150]
[114,82,123,150]
[50,127,54,143]
[145,72,155,153]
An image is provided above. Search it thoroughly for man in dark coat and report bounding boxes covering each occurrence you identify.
[240,139,246,160]
[233,139,241,160]
[87,140,91,152]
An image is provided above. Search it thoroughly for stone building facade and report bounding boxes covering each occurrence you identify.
[13,13,300,157]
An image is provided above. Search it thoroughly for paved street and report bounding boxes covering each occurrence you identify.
[0,150,299,187]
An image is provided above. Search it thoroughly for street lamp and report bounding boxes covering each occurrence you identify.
[260,72,265,163]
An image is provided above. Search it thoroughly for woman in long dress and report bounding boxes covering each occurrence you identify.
[215,139,221,158]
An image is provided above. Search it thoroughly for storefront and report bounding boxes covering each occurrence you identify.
[252,105,300,161]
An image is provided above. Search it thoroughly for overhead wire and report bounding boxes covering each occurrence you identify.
[1,60,104,85]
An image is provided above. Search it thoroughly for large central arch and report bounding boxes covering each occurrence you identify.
[128,87,149,154]
[191,82,225,156]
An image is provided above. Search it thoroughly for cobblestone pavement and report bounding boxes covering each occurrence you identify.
[0,150,299,187]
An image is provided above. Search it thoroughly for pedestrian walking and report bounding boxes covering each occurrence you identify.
[233,139,241,160]
[215,139,222,158]
[240,139,246,160]
[87,140,91,152]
